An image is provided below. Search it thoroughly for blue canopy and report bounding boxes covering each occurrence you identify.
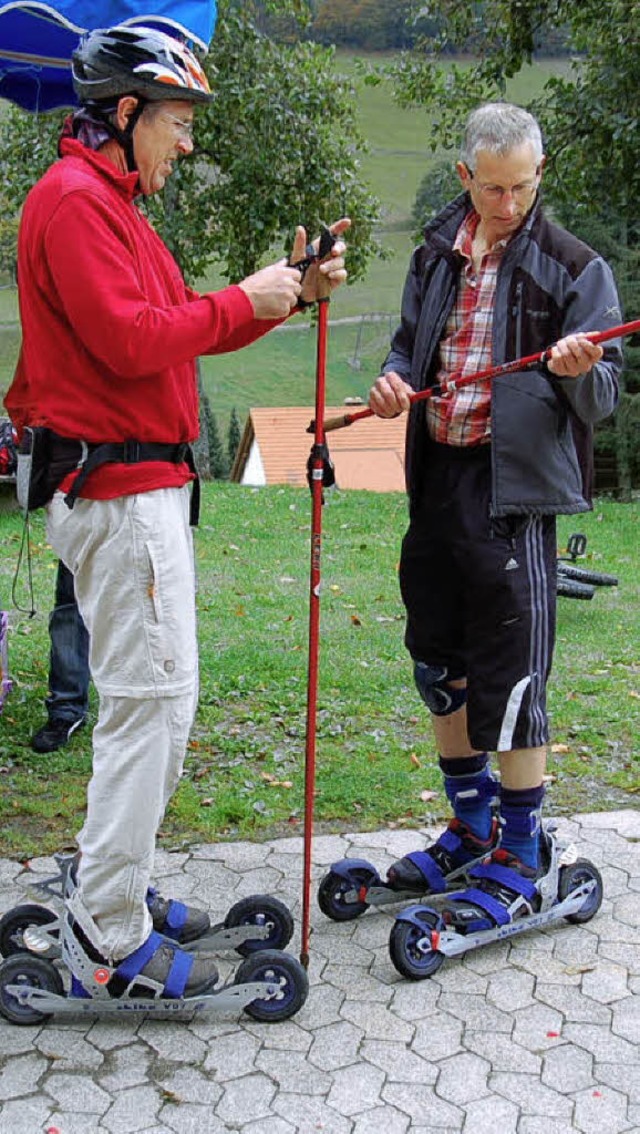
[0,1,217,111]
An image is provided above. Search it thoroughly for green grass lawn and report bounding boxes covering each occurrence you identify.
[0,487,637,857]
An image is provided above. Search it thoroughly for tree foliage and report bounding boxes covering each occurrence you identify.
[156,0,379,281]
[411,159,460,239]
[227,407,242,470]
[202,391,229,479]
[0,0,380,285]
[312,0,430,50]
[390,1,639,224]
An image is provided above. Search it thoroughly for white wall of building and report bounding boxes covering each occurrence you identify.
[240,439,266,486]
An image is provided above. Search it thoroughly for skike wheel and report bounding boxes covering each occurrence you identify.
[317,867,376,922]
[389,911,445,981]
[558,859,603,924]
[235,949,309,1022]
[0,954,64,1025]
[224,895,294,956]
[0,904,58,958]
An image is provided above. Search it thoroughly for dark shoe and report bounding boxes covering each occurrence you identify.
[112,931,219,999]
[386,818,499,894]
[146,887,211,943]
[68,923,219,1000]
[31,717,85,754]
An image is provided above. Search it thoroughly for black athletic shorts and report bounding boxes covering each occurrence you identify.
[399,443,557,752]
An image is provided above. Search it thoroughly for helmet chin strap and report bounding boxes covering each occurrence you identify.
[83,96,147,172]
[119,99,146,173]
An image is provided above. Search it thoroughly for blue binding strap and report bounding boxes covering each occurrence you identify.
[469,861,539,901]
[160,900,188,941]
[114,929,193,997]
[162,947,193,999]
[450,887,512,927]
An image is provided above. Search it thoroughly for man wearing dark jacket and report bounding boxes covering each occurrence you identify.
[368,102,621,922]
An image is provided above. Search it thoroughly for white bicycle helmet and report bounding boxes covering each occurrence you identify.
[72,24,212,105]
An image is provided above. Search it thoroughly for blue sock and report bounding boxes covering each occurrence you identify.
[499,785,545,869]
[440,753,496,842]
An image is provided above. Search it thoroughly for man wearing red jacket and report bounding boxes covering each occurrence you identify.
[5,24,348,999]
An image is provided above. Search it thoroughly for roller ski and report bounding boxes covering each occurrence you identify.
[389,822,603,980]
[0,851,294,962]
[318,816,499,922]
[0,876,308,1026]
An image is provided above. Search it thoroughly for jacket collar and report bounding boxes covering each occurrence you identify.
[58,134,140,201]
[422,190,543,255]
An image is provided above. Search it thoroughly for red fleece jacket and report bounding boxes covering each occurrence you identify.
[5,137,280,498]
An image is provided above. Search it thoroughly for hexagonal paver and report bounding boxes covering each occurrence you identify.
[308,1020,363,1071]
[463,1095,519,1133]
[581,961,629,1004]
[541,1043,594,1093]
[101,1085,162,1133]
[511,1003,566,1053]
[612,893,640,929]
[572,1084,631,1134]
[412,1013,464,1061]
[326,1062,386,1117]
[486,968,536,1012]
[215,1074,275,1126]
[0,1053,49,1101]
[202,1030,262,1080]
[610,994,640,1043]
[436,1051,491,1106]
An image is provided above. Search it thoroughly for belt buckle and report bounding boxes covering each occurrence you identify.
[123,440,141,463]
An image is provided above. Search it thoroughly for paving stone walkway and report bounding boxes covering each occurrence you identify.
[0,808,638,1134]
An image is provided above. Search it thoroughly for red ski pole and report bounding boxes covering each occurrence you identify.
[300,232,336,969]
[314,316,640,434]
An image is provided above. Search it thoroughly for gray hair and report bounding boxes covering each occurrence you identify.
[461,103,544,171]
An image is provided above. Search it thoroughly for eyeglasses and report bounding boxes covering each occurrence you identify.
[158,111,195,141]
[465,165,541,202]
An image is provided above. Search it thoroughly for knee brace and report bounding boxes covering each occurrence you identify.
[414,662,467,717]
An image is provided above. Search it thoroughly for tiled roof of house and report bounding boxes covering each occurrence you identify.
[231,406,407,492]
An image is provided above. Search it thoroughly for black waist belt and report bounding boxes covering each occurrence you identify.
[62,439,200,526]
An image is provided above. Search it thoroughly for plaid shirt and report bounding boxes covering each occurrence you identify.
[426,210,509,446]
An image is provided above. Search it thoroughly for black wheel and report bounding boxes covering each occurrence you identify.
[0,954,64,1024]
[235,949,309,1022]
[0,904,59,959]
[317,866,376,922]
[557,578,594,600]
[558,859,603,924]
[389,910,445,980]
[557,563,618,588]
[224,895,294,957]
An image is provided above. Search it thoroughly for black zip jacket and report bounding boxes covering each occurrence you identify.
[384,193,622,517]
